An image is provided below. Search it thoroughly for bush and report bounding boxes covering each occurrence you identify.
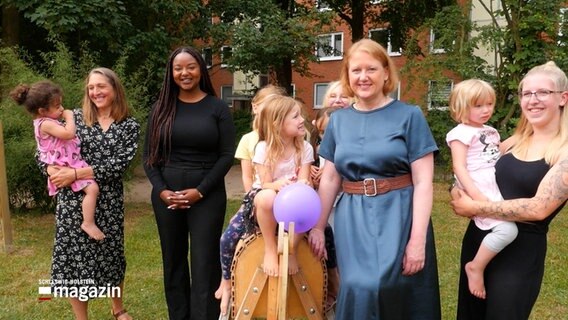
[426,109,454,174]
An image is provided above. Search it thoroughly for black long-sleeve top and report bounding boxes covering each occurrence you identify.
[143,95,236,195]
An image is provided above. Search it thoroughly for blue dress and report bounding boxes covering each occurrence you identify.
[319,101,441,319]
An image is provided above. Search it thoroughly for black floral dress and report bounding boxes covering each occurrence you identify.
[50,109,140,288]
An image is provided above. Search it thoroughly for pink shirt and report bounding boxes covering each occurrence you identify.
[252,140,314,189]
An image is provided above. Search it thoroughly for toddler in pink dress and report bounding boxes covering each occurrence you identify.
[11,80,103,240]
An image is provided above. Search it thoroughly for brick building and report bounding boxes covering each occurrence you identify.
[205,3,457,118]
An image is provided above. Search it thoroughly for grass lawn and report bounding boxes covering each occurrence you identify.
[1,183,567,319]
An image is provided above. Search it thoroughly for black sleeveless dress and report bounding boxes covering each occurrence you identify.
[456,153,565,319]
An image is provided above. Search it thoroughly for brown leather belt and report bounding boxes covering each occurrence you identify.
[342,174,412,196]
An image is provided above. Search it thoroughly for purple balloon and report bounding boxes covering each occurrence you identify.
[273,183,321,233]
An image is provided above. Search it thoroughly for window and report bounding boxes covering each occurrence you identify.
[429,28,446,54]
[202,48,212,69]
[428,80,453,110]
[559,8,567,45]
[316,0,330,11]
[221,85,233,107]
[316,33,343,61]
[369,29,402,56]
[220,46,232,68]
[259,74,269,88]
[388,82,401,100]
[314,83,330,109]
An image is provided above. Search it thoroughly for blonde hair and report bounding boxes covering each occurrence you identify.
[449,79,496,124]
[251,85,287,130]
[511,61,568,164]
[82,67,130,127]
[257,95,306,172]
[322,81,352,108]
[340,39,399,98]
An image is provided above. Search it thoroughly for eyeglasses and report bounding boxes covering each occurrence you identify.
[518,89,563,101]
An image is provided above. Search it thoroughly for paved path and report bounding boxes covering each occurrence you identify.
[125,165,245,203]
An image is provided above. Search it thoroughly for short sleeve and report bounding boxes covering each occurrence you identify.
[301,140,315,164]
[446,124,475,147]
[235,131,258,161]
[252,141,268,165]
[318,112,337,163]
[406,106,438,163]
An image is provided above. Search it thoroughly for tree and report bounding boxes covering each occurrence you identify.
[406,0,568,132]
[0,0,210,96]
[323,0,454,43]
[401,0,568,165]
[208,0,334,94]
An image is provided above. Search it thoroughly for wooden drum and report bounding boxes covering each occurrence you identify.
[230,233,326,319]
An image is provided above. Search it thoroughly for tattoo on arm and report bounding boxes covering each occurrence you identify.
[476,157,568,221]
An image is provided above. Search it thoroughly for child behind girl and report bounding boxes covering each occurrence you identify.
[446,79,518,299]
[321,80,353,109]
[309,106,340,311]
[216,95,314,316]
[10,81,103,240]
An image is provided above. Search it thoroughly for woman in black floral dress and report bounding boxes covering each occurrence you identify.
[46,67,140,320]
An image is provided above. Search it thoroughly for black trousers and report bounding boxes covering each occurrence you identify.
[152,166,226,320]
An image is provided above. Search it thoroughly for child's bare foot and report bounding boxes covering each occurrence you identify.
[215,279,232,316]
[81,223,105,240]
[288,254,299,275]
[465,261,486,299]
[263,251,279,277]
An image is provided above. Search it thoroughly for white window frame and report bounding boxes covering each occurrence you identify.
[316,0,331,11]
[202,47,212,69]
[429,28,446,54]
[316,32,344,61]
[313,83,330,109]
[369,28,402,56]
[428,80,453,110]
[221,85,233,107]
[220,46,232,68]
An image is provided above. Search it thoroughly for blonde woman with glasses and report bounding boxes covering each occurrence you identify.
[451,61,568,319]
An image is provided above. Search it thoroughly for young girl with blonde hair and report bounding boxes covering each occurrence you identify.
[216,95,314,316]
[446,79,518,299]
[235,85,287,192]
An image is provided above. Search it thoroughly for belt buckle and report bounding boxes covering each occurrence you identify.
[363,178,377,196]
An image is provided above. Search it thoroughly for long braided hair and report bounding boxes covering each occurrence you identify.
[145,46,217,167]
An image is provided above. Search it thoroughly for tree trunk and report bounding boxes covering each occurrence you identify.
[1,5,20,46]
[274,57,294,96]
[351,1,365,41]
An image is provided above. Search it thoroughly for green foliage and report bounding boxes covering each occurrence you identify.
[404,0,568,167]
[0,44,152,211]
[3,0,207,97]
[232,109,254,142]
[426,109,454,169]
[209,0,334,88]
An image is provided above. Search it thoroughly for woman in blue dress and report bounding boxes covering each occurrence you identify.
[309,39,441,319]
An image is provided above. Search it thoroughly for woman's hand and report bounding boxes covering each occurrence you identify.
[160,188,201,210]
[308,228,327,260]
[310,165,322,188]
[450,188,477,218]
[48,165,75,188]
[402,239,425,276]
